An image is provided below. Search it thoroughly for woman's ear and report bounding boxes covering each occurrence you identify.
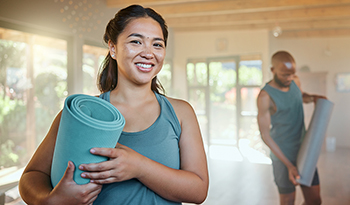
[108,41,116,59]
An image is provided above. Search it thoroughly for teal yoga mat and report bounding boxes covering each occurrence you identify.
[296,98,334,186]
[51,94,125,187]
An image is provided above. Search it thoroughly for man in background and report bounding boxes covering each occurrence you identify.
[257,51,325,205]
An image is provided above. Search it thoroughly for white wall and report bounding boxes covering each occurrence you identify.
[270,36,350,148]
[172,29,270,99]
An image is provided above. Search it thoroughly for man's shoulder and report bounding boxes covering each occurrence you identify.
[258,88,270,99]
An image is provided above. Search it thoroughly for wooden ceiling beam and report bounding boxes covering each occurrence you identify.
[172,18,350,32]
[106,0,210,8]
[278,28,350,38]
[165,5,350,27]
[106,0,350,17]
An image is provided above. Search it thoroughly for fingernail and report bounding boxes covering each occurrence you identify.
[79,165,84,170]
[90,149,96,153]
[81,173,86,177]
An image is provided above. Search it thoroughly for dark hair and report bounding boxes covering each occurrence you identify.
[97,4,168,94]
[271,50,295,64]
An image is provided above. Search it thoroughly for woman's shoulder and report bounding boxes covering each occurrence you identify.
[165,96,196,121]
[165,96,192,109]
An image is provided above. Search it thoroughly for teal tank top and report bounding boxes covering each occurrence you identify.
[262,81,305,161]
[94,91,181,205]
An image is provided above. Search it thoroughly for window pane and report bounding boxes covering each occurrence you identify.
[188,88,206,113]
[158,61,172,95]
[82,45,107,95]
[188,88,208,145]
[239,87,270,163]
[186,62,207,86]
[241,87,260,116]
[33,42,67,143]
[239,60,262,86]
[209,60,237,145]
[0,28,67,170]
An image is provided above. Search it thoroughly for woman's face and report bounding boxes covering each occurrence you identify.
[109,17,166,86]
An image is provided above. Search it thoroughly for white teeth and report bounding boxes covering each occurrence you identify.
[136,63,152,68]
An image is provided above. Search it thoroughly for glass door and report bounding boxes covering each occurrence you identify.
[237,59,270,163]
[187,56,269,163]
[208,57,238,146]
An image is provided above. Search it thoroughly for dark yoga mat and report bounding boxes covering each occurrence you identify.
[296,98,334,186]
[51,94,125,187]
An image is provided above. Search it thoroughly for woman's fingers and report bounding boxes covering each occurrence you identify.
[81,169,113,179]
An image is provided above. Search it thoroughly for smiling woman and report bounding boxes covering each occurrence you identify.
[107,17,166,86]
[19,4,209,205]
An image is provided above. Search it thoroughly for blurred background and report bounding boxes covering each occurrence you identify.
[0,0,349,204]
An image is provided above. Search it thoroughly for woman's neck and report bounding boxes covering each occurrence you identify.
[110,81,155,106]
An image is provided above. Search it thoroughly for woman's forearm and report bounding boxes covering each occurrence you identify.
[19,171,52,205]
[137,156,208,204]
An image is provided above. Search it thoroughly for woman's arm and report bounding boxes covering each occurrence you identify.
[19,111,102,205]
[142,98,209,203]
[79,99,209,204]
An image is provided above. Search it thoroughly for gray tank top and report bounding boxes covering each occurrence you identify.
[94,91,181,205]
[262,81,305,161]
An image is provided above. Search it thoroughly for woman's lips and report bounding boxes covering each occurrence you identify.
[136,63,153,72]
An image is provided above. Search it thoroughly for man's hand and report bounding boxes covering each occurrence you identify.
[287,165,300,186]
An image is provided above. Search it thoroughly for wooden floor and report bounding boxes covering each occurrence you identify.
[4,147,350,205]
[195,146,350,205]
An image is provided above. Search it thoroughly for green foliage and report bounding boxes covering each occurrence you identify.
[239,65,262,85]
[0,35,69,169]
[209,62,236,103]
[0,96,26,168]
[0,140,19,167]
[0,40,26,88]
[187,62,207,86]
[0,92,26,145]
[158,63,172,94]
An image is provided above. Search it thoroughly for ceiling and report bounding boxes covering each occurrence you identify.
[106,0,350,38]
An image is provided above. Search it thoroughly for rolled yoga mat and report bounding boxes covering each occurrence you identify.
[51,94,125,187]
[296,98,334,186]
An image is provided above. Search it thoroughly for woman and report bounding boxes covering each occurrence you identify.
[19,4,209,205]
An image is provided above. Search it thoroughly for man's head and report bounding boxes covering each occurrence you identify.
[271,51,296,88]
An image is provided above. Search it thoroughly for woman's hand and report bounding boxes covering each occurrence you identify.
[79,143,144,184]
[47,161,102,205]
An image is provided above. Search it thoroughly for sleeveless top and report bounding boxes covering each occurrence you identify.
[262,81,305,161]
[94,91,181,205]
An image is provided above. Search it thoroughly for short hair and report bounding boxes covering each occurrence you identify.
[271,51,295,65]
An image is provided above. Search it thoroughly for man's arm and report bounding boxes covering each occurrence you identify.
[257,90,300,185]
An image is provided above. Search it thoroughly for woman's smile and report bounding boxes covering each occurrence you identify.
[136,63,154,72]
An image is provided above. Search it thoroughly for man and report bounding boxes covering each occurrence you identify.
[257,51,325,205]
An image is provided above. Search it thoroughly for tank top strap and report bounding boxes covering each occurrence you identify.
[99,91,111,102]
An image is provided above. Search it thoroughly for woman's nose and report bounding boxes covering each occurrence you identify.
[140,45,153,59]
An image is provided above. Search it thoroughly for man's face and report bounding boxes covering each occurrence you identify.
[272,61,296,87]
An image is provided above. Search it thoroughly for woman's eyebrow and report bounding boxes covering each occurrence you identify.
[128,33,164,42]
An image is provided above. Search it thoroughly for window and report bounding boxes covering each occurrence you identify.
[82,44,108,95]
[186,55,270,163]
[158,60,173,95]
[0,28,68,172]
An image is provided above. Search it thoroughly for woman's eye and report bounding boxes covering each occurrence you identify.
[154,43,164,48]
[131,40,141,44]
